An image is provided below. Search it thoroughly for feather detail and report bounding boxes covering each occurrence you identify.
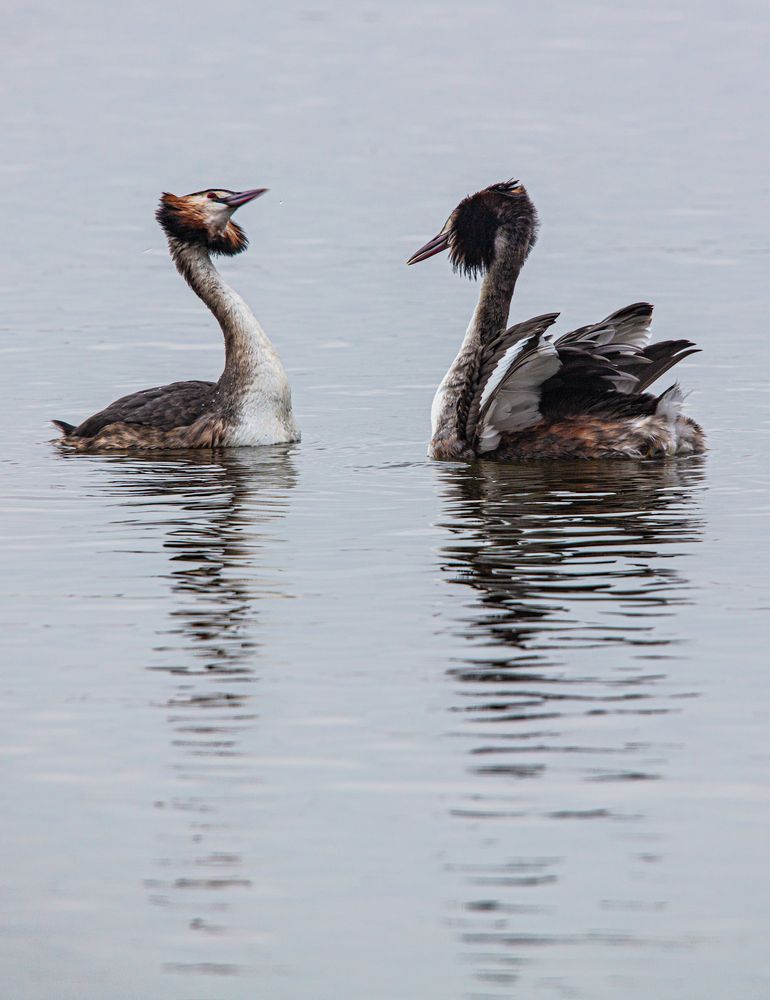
[557,302,654,351]
[548,303,698,400]
[474,330,562,453]
[70,380,217,438]
[655,382,687,421]
[465,313,559,442]
[620,341,700,393]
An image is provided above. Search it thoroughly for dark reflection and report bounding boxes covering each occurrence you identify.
[436,459,705,998]
[96,447,296,980]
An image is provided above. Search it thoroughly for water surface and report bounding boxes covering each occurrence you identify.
[2,1,770,997]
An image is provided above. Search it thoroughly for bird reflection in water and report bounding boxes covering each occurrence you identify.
[436,458,705,998]
[97,446,296,979]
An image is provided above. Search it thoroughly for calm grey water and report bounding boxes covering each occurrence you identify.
[2,1,770,997]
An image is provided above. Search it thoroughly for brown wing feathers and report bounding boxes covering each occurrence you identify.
[66,380,216,438]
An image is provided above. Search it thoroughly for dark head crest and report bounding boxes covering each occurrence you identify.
[449,180,538,279]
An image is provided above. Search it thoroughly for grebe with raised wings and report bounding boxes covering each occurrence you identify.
[54,187,299,451]
[407,179,704,461]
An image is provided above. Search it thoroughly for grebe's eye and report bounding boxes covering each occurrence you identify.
[207,191,220,200]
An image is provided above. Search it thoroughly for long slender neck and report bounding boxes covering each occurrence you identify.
[169,240,286,397]
[467,251,521,347]
[429,248,524,458]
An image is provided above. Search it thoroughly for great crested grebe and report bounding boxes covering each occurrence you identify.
[407,179,705,461]
[53,187,299,451]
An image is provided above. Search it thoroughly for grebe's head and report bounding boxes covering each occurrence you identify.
[155,187,268,256]
[407,179,538,278]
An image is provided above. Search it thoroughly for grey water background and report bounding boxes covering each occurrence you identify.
[1,0,769,997]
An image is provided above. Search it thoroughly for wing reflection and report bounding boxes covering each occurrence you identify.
[436,459,705,998]
[97,447,296,980]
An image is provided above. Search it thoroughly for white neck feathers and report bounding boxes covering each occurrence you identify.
[167,240,299,446]
[171,242,288,396]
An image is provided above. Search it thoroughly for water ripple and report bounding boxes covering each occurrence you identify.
[436,458,706,996]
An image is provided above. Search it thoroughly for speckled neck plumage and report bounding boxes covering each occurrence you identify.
[469,244,522,346]
[430,244,525,457]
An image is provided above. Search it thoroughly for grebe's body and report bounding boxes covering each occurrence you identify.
[54,188,299,452]
[408,180,704,461]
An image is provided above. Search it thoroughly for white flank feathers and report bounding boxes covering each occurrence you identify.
[478,337,532,412]
[476,336,561,453]
[655,383,686,422]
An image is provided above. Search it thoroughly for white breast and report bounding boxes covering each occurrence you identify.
[228,380,300,446]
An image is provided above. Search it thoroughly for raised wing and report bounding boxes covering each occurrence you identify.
[556,302,698,394]
[468,315,561,453]
[467,302,699,454]
[617,340,700,393]
[557,301,654,351]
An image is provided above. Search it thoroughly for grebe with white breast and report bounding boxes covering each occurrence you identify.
[407,179,705,461]
[54,187,299,451]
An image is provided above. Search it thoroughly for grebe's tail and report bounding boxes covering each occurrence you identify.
[52,420,76,436]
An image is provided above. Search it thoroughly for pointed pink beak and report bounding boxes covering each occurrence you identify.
[222,188,268,208]
[406,229,451,265]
